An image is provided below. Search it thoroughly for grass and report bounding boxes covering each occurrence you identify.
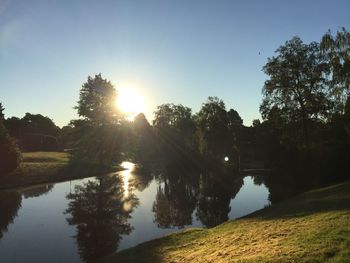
[0,152,70,190]
[21,151,70,163]
[104,181,350,263]
[0,151,123,190]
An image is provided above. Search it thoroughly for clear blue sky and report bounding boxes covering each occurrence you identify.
[1,0,349,126]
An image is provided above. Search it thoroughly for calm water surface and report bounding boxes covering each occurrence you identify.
[0,162,270,263]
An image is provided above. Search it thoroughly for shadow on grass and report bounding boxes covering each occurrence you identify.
[245,180,350,220]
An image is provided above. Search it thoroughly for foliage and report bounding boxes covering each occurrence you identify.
[0,104,22,174]
[196,97,240,165]
[4,113,60,151]
[321,27,350,113]
[260,37,329,149]
[153,103,196,149]
[75,73,119,124]
[68,120,122,167]
[0,103,4,120]
[129,113,155,164]
[70,74,123,167]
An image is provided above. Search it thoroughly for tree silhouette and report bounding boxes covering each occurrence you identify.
[196,97,238,165]
[153,103,196,150]
[4,113,60,151]
[321,27,350,106]
[0,103,21,174]
[260,37,329,149]
[75,74,119,124]
[0,103,4,120]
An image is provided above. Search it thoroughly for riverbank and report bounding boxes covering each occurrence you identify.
[0,152,120,190]
[105,180,350,263]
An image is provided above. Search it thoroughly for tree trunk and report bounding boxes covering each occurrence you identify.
[300,104,309,150]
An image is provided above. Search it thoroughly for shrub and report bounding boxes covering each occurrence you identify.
[0,121,22,174]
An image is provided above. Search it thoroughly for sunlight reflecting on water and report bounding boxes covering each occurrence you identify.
[120,162,135,198]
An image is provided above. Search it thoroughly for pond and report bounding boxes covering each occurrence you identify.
[0,162,270,263]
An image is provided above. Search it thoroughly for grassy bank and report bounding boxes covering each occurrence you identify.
[0,152,119,190]
[105,181,350,263]
[0,152,69,190]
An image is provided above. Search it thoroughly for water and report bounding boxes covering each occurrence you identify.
[0,162,270,263]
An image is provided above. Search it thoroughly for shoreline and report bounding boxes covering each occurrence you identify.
[0,152,122,191]
[104,180,350,262]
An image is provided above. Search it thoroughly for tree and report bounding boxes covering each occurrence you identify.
[321,28,350,114]
[70,74,124,166]
[0,103,4,120]
[260,37,329,149]
[0,103,22,174]
[153,103,197,161]
[153,103,196,145]
[129,113,155,163]
[75,73,119,124]
[4,113,60,151]
[68,119,122,167]
[196,97,237,164]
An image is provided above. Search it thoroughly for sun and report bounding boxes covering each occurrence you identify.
[116,86,146,120]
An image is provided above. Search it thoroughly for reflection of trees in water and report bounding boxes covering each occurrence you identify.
[65,175,139,263]
[152,169,199,228]
[130,165,154,192]
[152,161,244,228]
[262,169,318,204]
[196,171,243,228]
[21,184,54,199]
[0,191,22,239]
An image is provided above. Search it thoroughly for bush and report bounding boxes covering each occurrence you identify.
[0,122,22,174]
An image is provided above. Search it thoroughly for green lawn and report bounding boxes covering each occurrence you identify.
[0,152,69,190]
[105,181,350,263]
[21,151,70,163]
[0,151,122,190]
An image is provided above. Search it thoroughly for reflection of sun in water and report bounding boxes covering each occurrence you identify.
[116,86,146,120]
[120,161,135,198]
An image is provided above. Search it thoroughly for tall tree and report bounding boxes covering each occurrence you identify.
[260,37,328,149]
[153,103,195,144]
[76,73,119,124]
[320,27,350,114]
[196,97,236,162]
[153,103,197,160]
[71,74,123,166]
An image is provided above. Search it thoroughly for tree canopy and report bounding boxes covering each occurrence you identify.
[76,73,119,124]
[0,103,21,174]
[321,27,350,114]
[260,37,329,148]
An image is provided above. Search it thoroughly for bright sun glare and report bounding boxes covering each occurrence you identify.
[116,86,146,120]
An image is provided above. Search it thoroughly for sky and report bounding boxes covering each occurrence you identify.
[1,0,349,127]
